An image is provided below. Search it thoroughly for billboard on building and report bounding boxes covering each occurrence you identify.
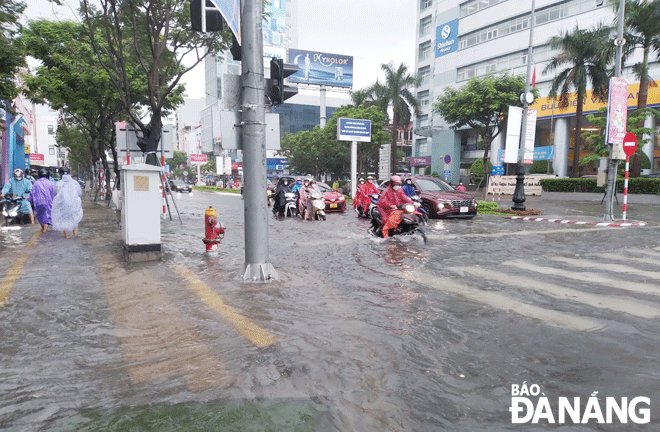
[288,49,353,88]
[436,19,459,57]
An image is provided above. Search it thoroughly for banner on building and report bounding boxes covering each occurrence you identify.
[606,77,629,145]
[436,19,458,57]
[524,109,537,164]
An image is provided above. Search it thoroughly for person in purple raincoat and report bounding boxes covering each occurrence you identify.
[29,168,55,232]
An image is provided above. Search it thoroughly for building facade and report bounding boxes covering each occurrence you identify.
[414,0,660,183]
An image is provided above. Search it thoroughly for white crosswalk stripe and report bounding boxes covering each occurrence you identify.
[449,266,660,319]
[406,271,603,332]
[503,260,660,296]
[549,257,660,281]
[407,250,660,332]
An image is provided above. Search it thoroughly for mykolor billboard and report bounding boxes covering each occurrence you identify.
[288,49,353,88]
[531,80,660,119]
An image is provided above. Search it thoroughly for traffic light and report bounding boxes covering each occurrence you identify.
[190,0,223,32]
[267,57,298,105]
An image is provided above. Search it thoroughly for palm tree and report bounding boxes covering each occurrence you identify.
[544,25,611,177]
[615,0,660,109]
[371,62,419,175]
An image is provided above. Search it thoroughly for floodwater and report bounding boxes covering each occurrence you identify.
[1,190,659,431]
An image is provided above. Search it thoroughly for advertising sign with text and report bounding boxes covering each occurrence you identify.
[524,109,537,164]
[436,19,459,57]
[288,49,353,88]
[337,118,371,142]
[606,77,629,145]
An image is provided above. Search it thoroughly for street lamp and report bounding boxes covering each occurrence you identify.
[512,0,536,211]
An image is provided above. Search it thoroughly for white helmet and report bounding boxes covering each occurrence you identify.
[13,169,23,180]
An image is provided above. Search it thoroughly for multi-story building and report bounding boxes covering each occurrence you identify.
[413,0,660,182]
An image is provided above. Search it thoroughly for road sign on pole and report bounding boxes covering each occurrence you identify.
[622,132,638,222]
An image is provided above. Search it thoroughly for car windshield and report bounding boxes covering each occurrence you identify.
[415,178,455,192]
[173,180,185,185]
[316,183,333,192]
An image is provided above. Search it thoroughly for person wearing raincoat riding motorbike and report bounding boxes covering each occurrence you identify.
[377,175,414,238]
[272,179,291,216]
[0,169,35,224]
[357,176,379,215]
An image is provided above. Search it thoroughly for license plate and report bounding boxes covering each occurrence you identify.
[330,203,337,208]
[460,206,468,213]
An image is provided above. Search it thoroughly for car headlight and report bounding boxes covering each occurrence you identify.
[436,200,451,209]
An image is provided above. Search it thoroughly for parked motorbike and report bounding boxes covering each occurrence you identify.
[368,203,427,243]
[0,194,30,226]
[284,192,298,217]
[299,190,326,221]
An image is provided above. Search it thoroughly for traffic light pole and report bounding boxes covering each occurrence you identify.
[241,0,278,281]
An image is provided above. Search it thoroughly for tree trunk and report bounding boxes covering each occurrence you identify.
[572,98,584,178]
[136,114,163,165]
[632,47,650,178]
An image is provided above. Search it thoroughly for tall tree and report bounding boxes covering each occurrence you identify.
[22,19,126,199]
[543,25,611,177]
[434,74,529,171]
[0,0,26,117]
[371,62,419,175]
[80,0,231,165]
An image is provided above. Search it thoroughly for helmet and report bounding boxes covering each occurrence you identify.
[390,175,402,184]
[12,169,23,180]
[359,178,365,183]
[296,178,302,183]
[367,176,374,180]
[59,166,70,176]
[38,168,50,179]
[405,178,412,183]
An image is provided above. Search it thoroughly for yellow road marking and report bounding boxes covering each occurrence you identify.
[0,231,41,307]
[172,264,277,347]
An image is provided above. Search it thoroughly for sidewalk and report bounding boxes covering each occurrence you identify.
[490,195,659,227]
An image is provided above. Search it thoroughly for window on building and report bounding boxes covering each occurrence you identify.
[417,114,429,128]
[417,66,431,86]
[47,125,55,135]
[49,147,55,155]
[421,0,432,10]
[418,41,432,61]
[417,138,428,155]
[417,90,430,107]
[419,15,433,36]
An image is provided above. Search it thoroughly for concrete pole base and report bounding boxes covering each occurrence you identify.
[242,262,279,281]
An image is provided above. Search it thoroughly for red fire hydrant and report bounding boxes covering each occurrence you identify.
[203,206,225,256]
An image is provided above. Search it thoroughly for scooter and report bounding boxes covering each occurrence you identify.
[284,192,298,217]
[355,193,380,219]
[0,194,30,226]
[299,190,326,221]
[368,203,427,243]
[410,195,429,225]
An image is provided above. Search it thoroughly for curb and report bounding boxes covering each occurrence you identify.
[508,216,647,227]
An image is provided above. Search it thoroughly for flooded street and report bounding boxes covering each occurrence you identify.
[1,190,660,431]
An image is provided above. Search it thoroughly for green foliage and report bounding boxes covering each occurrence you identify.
[431,171,440,178]
[477,201,500,211]
[0,0,26,116]
[201,158,216,174]
[529,160,553,174]
[424,166,432,175]
[470,158,493,184]
[539,177,660,194]
[279,105,389,178]
[434,74,533,161]
[193,186,240,194]
[166,151,188,170]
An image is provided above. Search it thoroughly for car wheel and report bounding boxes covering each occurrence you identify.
[421,202,433,218]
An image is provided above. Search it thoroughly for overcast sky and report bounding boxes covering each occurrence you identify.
[182,0,417,99]
[22,0,418,100]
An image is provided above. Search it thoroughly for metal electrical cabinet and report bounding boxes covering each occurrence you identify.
[120,164,163,259]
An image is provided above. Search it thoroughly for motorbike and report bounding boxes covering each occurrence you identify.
[284,192,298,217]
[356,193,380,219]
[0,194,30,226]
[410,195,429,225]
[299,190,326,221]
[368,202,427,243]
[267,188,273,207]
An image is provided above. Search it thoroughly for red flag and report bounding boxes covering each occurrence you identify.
[531,67,536,88]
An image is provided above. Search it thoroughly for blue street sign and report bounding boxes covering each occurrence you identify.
[337,118,371,142]
[443,170,451,178]
[491,166,505,176]
[444,154,451,164]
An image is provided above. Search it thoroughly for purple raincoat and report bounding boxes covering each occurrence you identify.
[29,177,55,226]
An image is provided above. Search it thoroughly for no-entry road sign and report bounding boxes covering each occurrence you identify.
[623,132,638,157]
